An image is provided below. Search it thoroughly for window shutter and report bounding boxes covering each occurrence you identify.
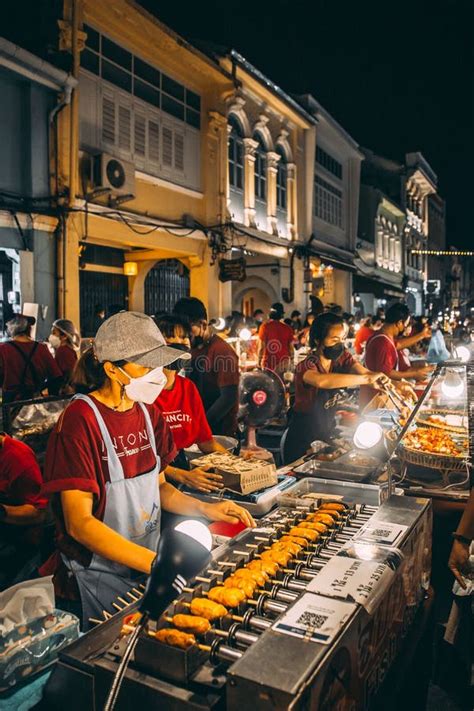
[148,119,160,164]
[162,126,173,167]
[174,131,184,171]
[134,113,146,157]
[102,94,116,145]
[118,104,131,151]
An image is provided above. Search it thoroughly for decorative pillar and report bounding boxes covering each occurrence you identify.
[243,137,258,227]
[389,235,395,270]
[383,230,390,269]
[207,111,229,225]
[266,150,280,234]
[286,162,297,240]
[375,223,383,266]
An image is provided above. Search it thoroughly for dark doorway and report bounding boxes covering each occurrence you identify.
[80,270,128,336]
[144,259,190,316]
[0,251,15,335]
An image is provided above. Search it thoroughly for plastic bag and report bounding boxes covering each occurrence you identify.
[426,329,450,363]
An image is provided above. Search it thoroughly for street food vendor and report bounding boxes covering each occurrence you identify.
[173,297,240,437]
[41,312,254,627]
[0,315,62,403]
[48,318,81,387]
[361,303,433,407]
[283,312,390,463]
[155,314,228,493]
[0,433,47,590]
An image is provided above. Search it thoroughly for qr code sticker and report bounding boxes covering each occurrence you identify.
[370,528,392,538]
[296,611,328,629]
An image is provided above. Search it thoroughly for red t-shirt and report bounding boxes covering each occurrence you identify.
[258,320,294,370]
[294,350,356,414]
[354,325,374,355]
[55,344,78,379]
[190,335,239,436]
[0,435,47,509]
[42,396,177,569]
[0,340,62,396]
[156,374,212,450]
[361,331,399,407]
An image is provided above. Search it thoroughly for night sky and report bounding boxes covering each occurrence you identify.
[140,0,473,249]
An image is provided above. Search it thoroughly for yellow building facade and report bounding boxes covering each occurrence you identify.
[56,0,235,330]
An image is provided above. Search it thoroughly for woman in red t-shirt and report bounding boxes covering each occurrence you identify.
[283,313,389,463]
[41,312,254,627]
[155,315,228,493]
[48,318,81,388]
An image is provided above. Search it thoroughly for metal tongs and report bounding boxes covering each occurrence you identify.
[379,381,406,413]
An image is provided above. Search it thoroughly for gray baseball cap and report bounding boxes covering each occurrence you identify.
[94,311,191,368]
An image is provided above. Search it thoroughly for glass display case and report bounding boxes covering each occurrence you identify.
[387,362,471,500]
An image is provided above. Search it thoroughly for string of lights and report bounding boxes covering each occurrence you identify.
[411,250,474,256]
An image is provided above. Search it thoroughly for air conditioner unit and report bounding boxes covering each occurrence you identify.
[93,153,135,198]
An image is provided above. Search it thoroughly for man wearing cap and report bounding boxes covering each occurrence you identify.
[41,312,254,627]
[0,315,62,404]
[174,297,240,437]
[257,302,295,375]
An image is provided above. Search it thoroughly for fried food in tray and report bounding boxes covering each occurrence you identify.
[402,427,467,458]
[190,597,228,620]
[154,628,196,649]
[418,412,468,433]
[208,585,246,607]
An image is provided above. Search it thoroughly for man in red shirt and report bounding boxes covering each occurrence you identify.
[174,298,240,436]
[361,303,433,407]
[354,315,383,355]
[0,314,62,404]
[0,434,47,589]
[257,302,294,374]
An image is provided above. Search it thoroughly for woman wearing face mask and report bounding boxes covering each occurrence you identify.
[41,312,254,628]
[154,315,228,494]
[283,313,389,464]
[48,319,81,389]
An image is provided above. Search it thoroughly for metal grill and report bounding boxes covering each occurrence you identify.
[144,259,190,316]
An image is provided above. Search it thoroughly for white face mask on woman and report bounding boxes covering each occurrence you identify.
[118,366,167,404]
[48,334,61,349]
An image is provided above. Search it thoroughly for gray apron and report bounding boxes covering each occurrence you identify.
[62,395,161,629]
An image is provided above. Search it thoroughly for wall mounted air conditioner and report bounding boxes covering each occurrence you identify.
[92,153,136,198]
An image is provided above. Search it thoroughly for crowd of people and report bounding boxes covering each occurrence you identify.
[0,297,472,630]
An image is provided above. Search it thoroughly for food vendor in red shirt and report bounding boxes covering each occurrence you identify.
[0,434,47,589]
[48,318,81,387]
[283,313,389,463]
[41,312,254,628]
[0,315,62,403]
[354,315,383,355]
[155,314,228,493]
[174,297,240,437]
[361,303,433,408]
[257,302,295,374]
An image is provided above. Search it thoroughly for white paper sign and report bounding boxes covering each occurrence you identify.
[272,593,356,645]
[306,555,394,614]
[354,520,407,546]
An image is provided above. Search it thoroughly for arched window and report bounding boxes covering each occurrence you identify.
[254,133,266,202]
[276,145,287,210]
[228,115,244,190]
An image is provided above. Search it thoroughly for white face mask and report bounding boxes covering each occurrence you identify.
[118,366,167,404]
[48,334,61,349]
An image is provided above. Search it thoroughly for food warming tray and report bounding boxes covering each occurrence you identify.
[277,476,389,507]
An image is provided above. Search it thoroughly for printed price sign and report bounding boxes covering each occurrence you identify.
[272,593,356,645]
[306,554,395,614]
[354,520,407,546]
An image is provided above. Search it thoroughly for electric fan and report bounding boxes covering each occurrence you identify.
[238,368,286,461]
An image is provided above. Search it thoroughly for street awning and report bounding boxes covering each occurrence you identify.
[307,240,357,273]
[353,274,404,298]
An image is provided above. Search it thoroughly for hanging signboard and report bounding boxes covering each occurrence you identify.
[218,257,247,283]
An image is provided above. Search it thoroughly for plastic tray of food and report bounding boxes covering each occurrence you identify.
[277,477,388,508]
[293,450,380,480]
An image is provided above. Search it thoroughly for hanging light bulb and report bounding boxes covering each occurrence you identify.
[214,317,226,331]
[454,346,470,363]
[239,327,252,341]
[441,370,465,399]
[353,421,383,449]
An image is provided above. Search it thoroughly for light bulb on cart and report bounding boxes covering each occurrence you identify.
[353,421,383,449]
[454,345,470,363]
[239,327,252,341]
[214,317,226,331]
[441,370,465,399]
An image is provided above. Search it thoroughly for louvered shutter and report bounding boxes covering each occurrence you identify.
[118,104,131,152]
[148,119,160,165]
[162,126,173,167]
[174,131,184,171]
[102,92,116,146]
[134,113,146,157]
